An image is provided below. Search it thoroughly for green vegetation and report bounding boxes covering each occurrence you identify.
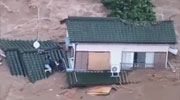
[101,0,156,21]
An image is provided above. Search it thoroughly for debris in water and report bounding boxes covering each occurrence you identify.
[86,86,112,96]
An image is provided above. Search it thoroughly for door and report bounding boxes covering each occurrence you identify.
[121,52,134,70]
[88,52,110,70]
[154,52,166,69]
[136,52,146,68]
[145,52,154,68]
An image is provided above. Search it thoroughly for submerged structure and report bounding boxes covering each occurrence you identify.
[0,39,68,83]
[64,16,177,86]
[0,16,177,87]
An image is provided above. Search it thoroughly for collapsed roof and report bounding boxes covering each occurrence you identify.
[0,39,69,83]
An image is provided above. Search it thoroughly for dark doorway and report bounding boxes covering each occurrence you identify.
[134,52,146,68]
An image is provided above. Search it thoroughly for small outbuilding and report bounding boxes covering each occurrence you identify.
[64,16,177,76]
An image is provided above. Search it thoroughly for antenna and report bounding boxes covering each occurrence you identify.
[37,6,40,41]
[33,4,40,49]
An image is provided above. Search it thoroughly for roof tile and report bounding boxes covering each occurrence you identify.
[0,39,68,83]
[66,17,176,44]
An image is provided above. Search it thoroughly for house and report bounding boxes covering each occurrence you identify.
[64,16,177,76]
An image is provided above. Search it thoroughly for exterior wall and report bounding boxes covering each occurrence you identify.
[73,43,169,70]
[66,43,169,71]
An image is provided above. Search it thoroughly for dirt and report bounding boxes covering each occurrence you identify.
[0,0,180,100]
[152,0,180,57]
[0,0,107,41]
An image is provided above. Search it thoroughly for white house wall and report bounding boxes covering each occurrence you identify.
[75,43,169,68]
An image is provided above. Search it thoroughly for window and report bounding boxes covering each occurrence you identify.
[75,51,110,70]
[121,52,134,70]
[145,52,154,67]
[88,52,110,70]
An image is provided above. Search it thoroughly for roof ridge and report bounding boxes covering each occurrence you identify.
[68,16,173,22]
[67,16,173,27]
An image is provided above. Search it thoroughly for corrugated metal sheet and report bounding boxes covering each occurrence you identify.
[0,39,68,83]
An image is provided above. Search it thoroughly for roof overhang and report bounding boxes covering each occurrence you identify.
[69,40,177,45]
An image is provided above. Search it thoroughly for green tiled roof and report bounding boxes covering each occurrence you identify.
[6,50,26,76]
[66,17,176,44]
[67,71,129,87]
[0,39,69,83]
[0,40,58,52]
[22,49,64,82]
